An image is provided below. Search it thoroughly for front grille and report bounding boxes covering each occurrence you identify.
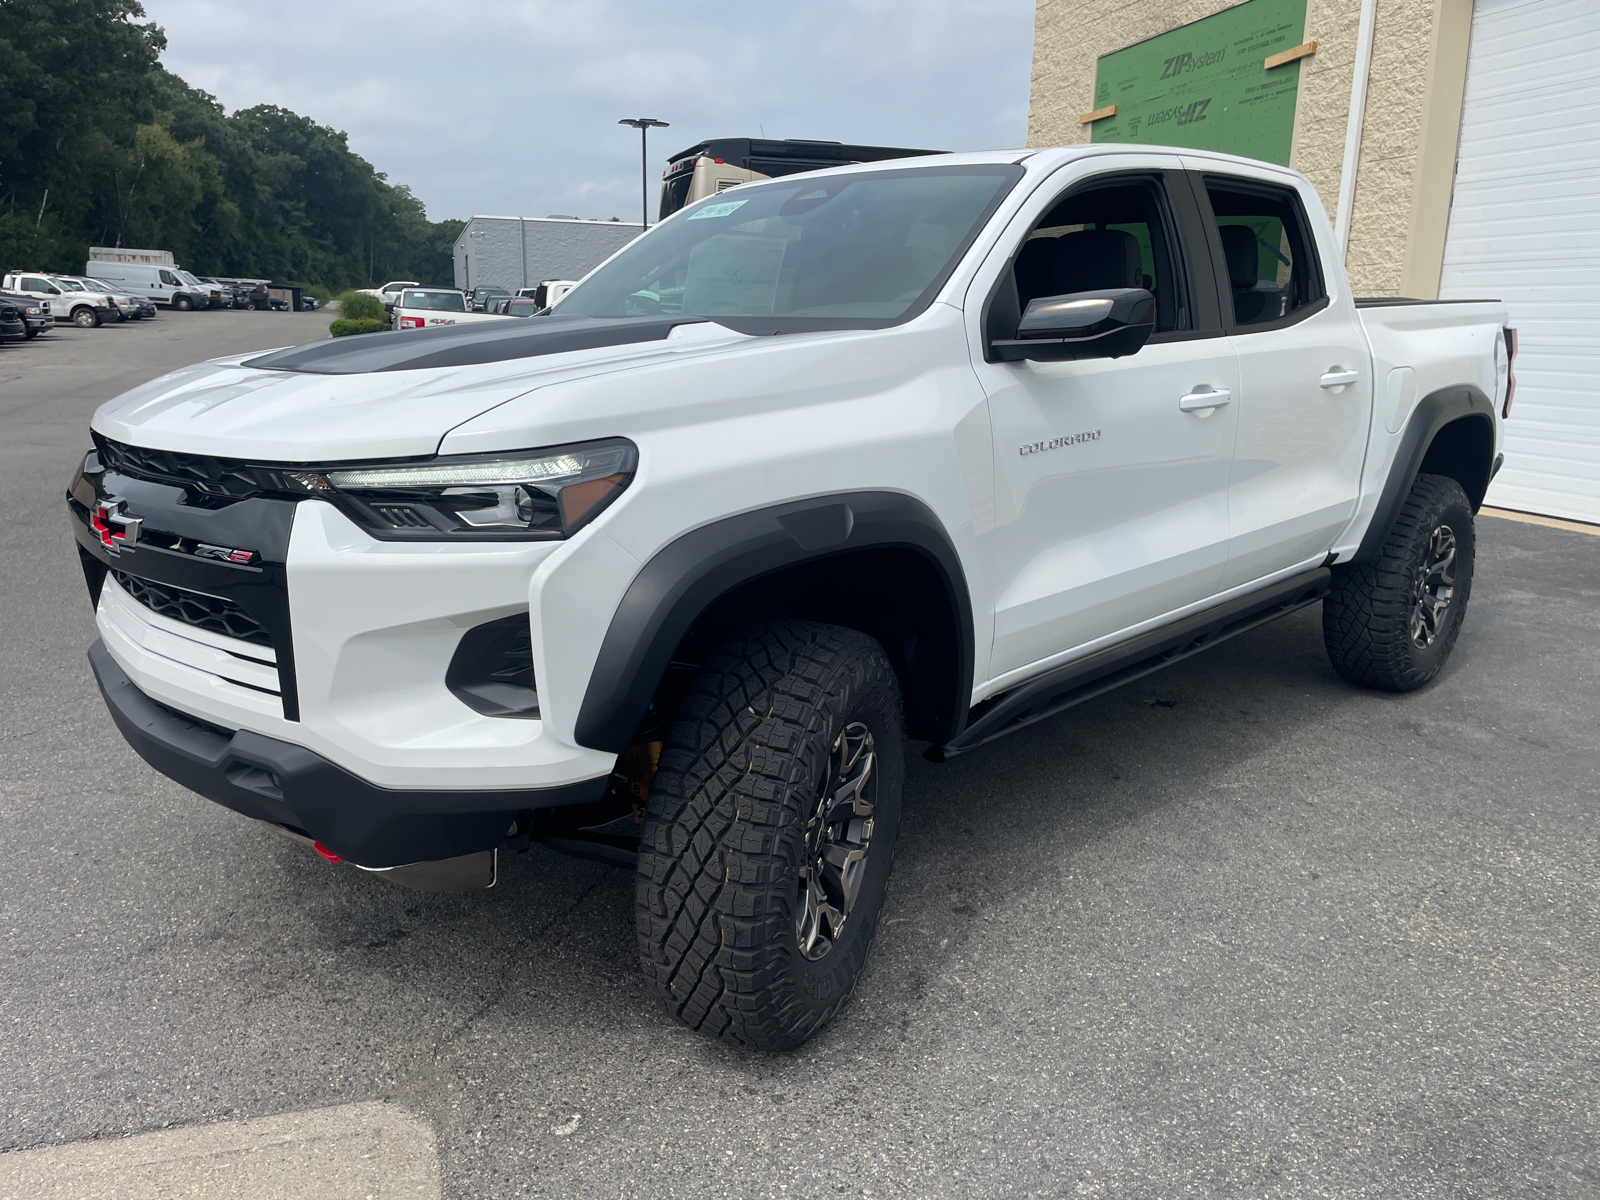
[113,570,273,647]
[94,433,282,502]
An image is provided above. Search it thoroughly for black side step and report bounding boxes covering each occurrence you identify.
[929,567,1331,761]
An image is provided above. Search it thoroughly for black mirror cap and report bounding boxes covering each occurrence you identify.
[991,287,1155,362]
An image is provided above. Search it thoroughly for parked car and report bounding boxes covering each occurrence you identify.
[1,273,116,326]
[61,277,146,321]
[66,145,1513,1053]
[198,278,239,308]
[504,297,543,317]
[469,286,511,312]
[179,271,224,309]
[390,287,504,329]
[233,282,270,310]
[0,291,57,338]
[0,299,25,341]
[83,262,207,310]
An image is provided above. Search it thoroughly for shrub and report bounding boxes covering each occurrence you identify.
[329,317,389,337]
[333,290,386,322]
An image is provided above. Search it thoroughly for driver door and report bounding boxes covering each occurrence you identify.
[966,158,1241,683]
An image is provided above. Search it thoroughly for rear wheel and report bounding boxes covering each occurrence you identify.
[636,620,904,1052]
[1323,473,1475,691]
[72,306,101,328]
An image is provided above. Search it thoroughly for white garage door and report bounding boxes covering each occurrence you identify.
[1439,0,1600,523]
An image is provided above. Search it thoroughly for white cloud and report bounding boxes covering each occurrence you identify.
[141,0,1035,222]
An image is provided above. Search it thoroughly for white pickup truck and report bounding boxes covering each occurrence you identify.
[3,272,117,326]
[69,146,1512,1052]
[355,280,420,308]
[387,287,508,330]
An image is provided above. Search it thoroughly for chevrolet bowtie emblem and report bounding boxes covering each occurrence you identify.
[90,498,141,555]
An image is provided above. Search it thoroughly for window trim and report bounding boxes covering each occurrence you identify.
[1194,172,1329,336]
[981,168,1216,360]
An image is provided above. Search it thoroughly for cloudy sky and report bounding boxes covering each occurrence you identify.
[142,0,1038,225]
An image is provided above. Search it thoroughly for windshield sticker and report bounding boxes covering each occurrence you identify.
[687,199,750,221]
[680,234,786,315]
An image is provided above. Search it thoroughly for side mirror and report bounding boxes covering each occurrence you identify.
[990,287,1155,363]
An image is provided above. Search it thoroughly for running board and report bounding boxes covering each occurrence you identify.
[929,568,1331,762]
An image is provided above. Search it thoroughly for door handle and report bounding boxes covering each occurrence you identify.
[1320,368,1360,389]
[1179,387,1231,414]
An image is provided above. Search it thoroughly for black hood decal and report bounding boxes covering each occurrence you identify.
[243,315,712,375]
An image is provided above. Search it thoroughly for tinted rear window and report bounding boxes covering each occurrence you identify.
[403,291,466,311]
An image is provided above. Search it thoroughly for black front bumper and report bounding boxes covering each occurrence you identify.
[90,640,606,867]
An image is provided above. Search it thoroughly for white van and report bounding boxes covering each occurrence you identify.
[84,261,208,310]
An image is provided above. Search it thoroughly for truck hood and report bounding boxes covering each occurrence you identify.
[91,317,753,461]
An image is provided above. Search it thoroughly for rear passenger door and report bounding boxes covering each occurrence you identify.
[1187,163,1374,587]
[967,156,1241,682]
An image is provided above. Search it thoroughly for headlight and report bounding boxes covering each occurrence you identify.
[285,438,637,540]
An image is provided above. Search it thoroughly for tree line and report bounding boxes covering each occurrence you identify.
[0,0,463,293]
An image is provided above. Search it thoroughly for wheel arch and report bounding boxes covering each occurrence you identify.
[573,492,975,752]
[1353,385,1496,564]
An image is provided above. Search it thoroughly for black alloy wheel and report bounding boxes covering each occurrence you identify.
[795,721,879,961]
[1409,523,1458,649]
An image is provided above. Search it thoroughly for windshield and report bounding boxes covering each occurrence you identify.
[180,271,202,286]
[559,164,1022,333]
[56,278,86,291]
[403,290,466,311]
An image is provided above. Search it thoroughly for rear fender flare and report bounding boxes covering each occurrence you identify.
[573,491,974,753]
[1354,385,1495,563]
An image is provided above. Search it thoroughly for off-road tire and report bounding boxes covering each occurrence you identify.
[1324,473,1475,692]
[635,620,904,1052]
[72,306,100,328]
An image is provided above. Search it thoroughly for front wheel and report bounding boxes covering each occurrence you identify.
[636,621,904,1052]
[1323,473,1476,692]
[72,306,101,328]
[174,296,192,311]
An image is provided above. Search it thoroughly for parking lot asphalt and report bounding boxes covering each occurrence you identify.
[1,314,1596,1199]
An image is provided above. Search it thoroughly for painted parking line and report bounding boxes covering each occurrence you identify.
[0,1101,439,1199]
[1480,506,1600,536]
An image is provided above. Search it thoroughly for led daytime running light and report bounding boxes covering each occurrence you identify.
[326,454,586,490]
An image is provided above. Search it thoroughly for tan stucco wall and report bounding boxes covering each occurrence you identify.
[1027,0,1469,296]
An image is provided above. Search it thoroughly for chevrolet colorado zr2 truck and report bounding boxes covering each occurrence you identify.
[69,147,1514,1052]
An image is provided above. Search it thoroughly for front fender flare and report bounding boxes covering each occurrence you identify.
[573,491,974,753]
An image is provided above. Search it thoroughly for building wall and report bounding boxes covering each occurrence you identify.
[453,218,644,293]
[1027,0,1470,297]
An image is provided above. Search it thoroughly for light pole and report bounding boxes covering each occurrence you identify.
[618,118,669,228]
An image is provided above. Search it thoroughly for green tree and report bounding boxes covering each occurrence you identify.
[0,0,461,288]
